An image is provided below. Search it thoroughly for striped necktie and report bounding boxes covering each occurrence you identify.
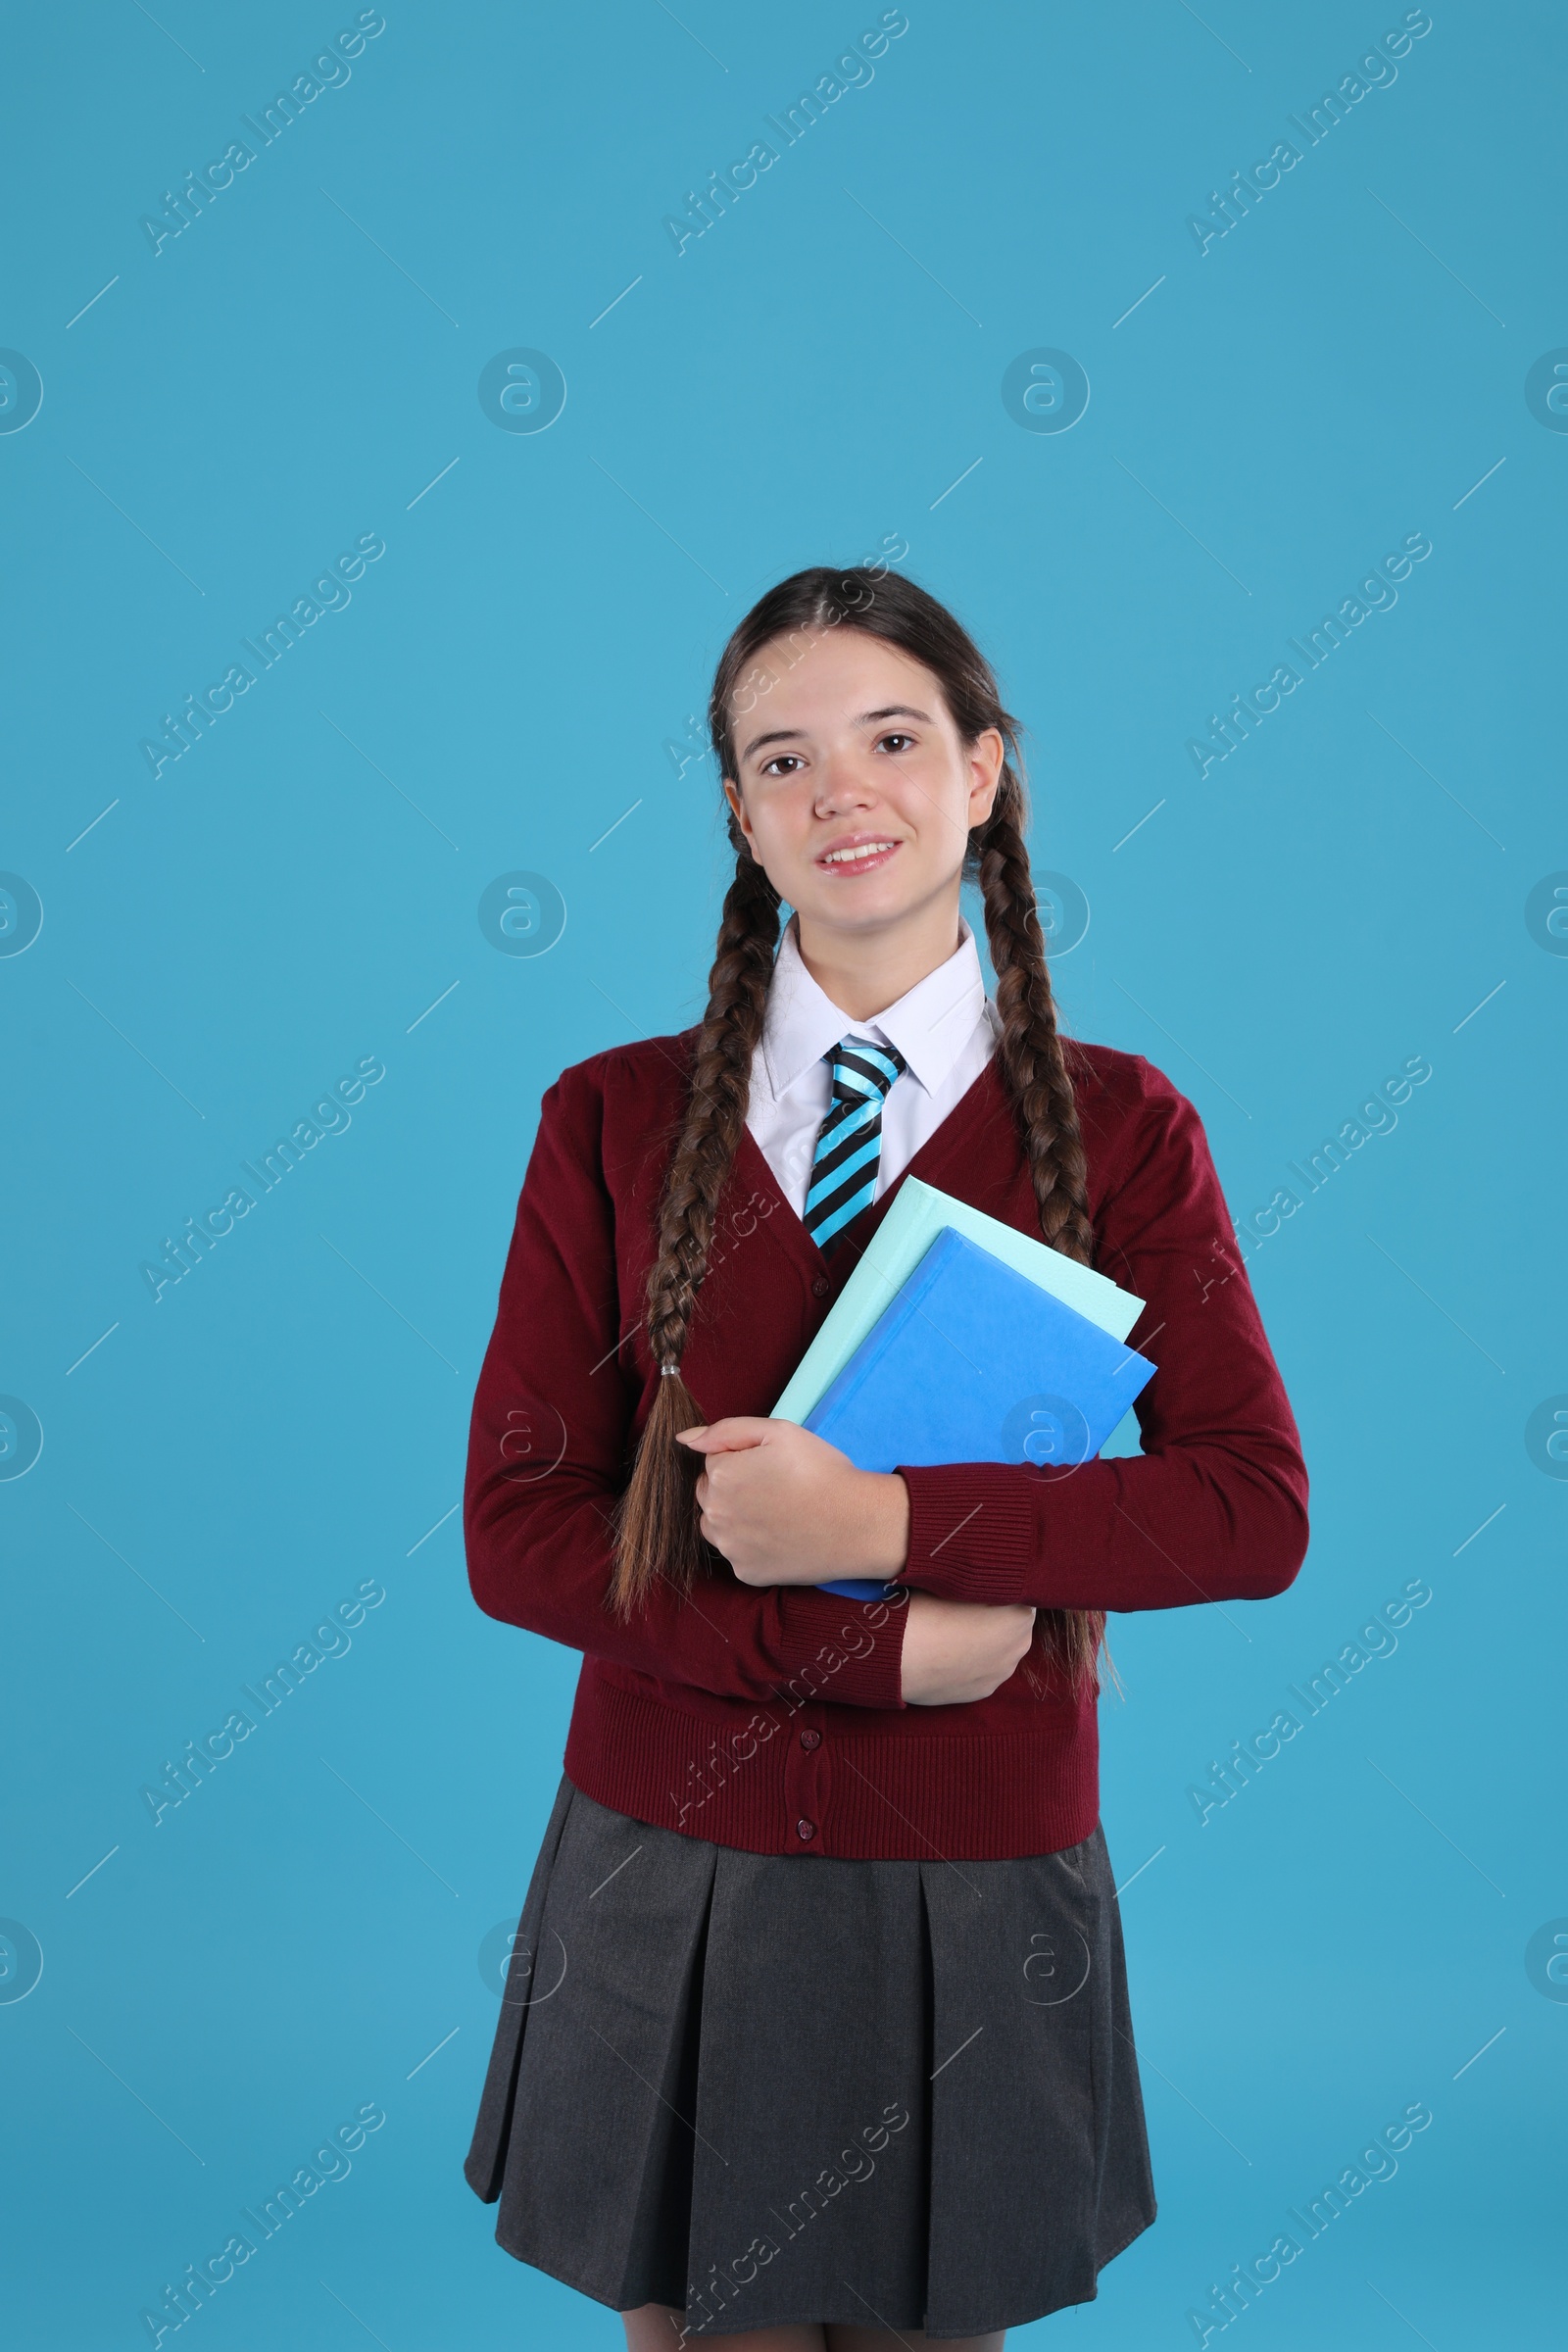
[804,1036,908,1253]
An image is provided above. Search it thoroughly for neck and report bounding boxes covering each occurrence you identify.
[793,891,965,1023]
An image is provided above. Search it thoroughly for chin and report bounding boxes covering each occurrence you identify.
[796,881,913,929]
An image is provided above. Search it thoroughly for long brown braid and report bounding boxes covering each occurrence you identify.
[612,566,1105,1692]
[612,842,782,1597]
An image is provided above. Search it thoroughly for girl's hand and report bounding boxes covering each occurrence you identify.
[900,1591,1038,1705]
[675,1417,909,1587]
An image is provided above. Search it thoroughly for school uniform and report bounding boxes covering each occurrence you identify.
[462,918,1308,2336]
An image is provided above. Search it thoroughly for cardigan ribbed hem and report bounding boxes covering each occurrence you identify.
[563,1668,1100,1860]
[897,1463,1035,1603]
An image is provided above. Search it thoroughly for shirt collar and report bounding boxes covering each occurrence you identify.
[759,915,991,1102]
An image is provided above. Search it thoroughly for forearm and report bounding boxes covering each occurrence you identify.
[466,1475,909,1707]
[895,1439,1309,1612]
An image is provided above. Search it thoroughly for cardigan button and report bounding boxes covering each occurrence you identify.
[796,1817,816,1841]
[799,1728,821,1750]
[811,1277,829,1298]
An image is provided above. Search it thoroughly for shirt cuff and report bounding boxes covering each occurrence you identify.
[896,1464,1034,1605]
[774,1585,909,1709]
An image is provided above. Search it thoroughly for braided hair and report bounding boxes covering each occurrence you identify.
[612,566,1104,1691]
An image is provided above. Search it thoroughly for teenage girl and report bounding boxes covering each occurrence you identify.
[462,566,1308,2349]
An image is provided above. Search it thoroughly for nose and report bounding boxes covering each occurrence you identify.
[812,746,880,816]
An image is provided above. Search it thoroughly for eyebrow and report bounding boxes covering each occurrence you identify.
[739,705,933,764]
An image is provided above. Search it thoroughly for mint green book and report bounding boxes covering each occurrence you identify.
[773,1176,1146,1425]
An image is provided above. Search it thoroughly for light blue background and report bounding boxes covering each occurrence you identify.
[2,2,1562,2344]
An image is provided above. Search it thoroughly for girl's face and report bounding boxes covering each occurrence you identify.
[722,627,1004,945]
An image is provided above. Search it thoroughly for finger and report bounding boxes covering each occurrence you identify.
[675,1416,773,1455]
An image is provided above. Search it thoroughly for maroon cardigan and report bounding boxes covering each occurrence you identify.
[464,1034,1308,1860]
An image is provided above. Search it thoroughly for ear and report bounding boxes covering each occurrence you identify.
[723,775,757,850]
[965,727,1005,828]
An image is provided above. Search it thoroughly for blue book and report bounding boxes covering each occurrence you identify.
[804,1227,1156,1599]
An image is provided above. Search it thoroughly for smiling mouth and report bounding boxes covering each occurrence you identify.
[817,839,901,869]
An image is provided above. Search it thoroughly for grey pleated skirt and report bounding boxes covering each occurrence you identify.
[465,1772,1155,2338]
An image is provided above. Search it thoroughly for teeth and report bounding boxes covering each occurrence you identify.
[822,842,895,864]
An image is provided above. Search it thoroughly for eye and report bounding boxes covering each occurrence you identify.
[875,732,915,755]
[760,754,806,777]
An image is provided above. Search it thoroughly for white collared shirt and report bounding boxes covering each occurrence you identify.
[747,915,1002,1219]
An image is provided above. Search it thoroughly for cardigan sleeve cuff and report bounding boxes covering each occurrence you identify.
[895,1464,1035,1605]
[773,1585,909,1710]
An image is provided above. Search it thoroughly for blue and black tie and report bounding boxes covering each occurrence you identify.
[804,1036,908,1253]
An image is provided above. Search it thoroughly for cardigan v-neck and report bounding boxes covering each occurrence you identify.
[733,1049,1010,1288]
[745,914,1000,1222]
[464,1027,1308,1861]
